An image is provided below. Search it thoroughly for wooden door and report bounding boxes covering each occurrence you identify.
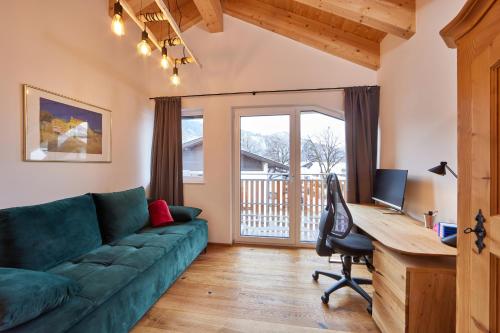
[468,35,500,332]
[442,1,500,331]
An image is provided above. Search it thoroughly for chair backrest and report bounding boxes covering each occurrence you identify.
[330,173,354,238]
[315,174,354,256]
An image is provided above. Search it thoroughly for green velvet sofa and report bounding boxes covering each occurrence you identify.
[0,187,208,333]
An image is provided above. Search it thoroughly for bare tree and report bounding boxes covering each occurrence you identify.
[241,131,263,154]
[302,127,345,175]
[264,133,289,166]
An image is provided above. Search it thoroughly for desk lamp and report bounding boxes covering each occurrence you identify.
[428,161,458,178]
[428,161,457,247]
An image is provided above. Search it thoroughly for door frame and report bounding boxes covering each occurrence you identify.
[231,104,344,247]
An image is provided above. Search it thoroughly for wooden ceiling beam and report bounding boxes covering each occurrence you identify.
[154,0,201,67]
[192,0,223,32]
[292,0,415,39]
[223,0,380,69]
[147,1,203,40]
[108,0,156,17]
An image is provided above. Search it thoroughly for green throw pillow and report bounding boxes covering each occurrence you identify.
[0,268,81,330]
[92,187,150,243]
[169,206,202,222]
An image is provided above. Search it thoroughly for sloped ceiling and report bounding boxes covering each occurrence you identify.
[109,0,416,70]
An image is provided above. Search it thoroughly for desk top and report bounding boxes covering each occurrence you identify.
[348,204,457,257]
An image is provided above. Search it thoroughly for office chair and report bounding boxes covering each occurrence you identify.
[312,174,374,312]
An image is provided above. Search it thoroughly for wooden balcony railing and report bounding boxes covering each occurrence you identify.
[240,174,347,242]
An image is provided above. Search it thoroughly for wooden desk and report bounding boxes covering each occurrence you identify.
[348,204,457,333]
[348,204,457,256]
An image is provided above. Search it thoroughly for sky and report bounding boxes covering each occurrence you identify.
[40,97,103,132]
[240,111,345,144]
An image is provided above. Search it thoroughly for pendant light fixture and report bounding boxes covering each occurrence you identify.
[159,21,169,70]
[170,64,180,86]
[160,45,169,69]
[137,28,152,56]
[111,0,125,36]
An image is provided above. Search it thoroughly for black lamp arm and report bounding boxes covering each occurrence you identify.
[446,165,458,179]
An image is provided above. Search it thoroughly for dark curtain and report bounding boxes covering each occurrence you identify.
[150,97,184,205]
[345,86,380,204]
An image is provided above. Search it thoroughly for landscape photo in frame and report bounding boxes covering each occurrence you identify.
[24,85,111,162]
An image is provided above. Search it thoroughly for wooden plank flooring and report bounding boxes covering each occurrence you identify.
[132,244,379,333]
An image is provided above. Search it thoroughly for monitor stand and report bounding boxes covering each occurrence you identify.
[378,207,404,215]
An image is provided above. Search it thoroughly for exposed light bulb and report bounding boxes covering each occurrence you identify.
[111,1,125,36]
[161,55,169,69]
[160,46,169,69]
[137,40,151,56]
[137,30,151,56]
[111,14,125,36]
[170,66,180,86]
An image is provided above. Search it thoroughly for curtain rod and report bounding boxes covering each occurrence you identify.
[149,85,379,100]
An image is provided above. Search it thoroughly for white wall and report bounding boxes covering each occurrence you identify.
[0,0,161,208]
[377,0,465,223]
[151,16,377,243]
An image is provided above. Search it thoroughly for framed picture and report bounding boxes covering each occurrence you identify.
[23,85,112,162]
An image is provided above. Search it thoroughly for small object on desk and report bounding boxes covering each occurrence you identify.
[423,210,438,229]
[441,234,457,247]
[439,222,457,238]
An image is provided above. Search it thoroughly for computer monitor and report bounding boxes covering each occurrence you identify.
[372,169,408,211]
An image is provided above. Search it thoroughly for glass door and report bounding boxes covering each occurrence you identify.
[233,107,345,246]
[299,111,346,243]
[234,107,297,245]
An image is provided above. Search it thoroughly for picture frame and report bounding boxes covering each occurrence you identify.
[23,84,112,163]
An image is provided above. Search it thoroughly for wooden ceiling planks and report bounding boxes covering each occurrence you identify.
[108,0,417,70]
[223,0,380,69]
[292,0,415,39]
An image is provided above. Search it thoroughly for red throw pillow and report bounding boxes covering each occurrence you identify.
[148,200,174,227]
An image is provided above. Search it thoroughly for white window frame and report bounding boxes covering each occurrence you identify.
[231,105,345,247]
[182,108,205,184]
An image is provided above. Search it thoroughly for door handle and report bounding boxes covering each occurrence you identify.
[464,209,486,254]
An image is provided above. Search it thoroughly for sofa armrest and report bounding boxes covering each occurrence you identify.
[169,206,202,222]
[0,268,81,330]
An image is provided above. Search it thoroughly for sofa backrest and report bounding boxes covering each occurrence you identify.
[92,187,150,243]
[0,194,102,271]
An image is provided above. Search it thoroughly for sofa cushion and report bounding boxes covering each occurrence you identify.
[79,245,165,273]
[5,297,95,333]
[49,262,139,306]
[93,187,149,243]
[168,206,202,222]
[0,194,102,270]
[141,220,203,236]
[148,200,174,227]
[114,233,184,253]
[0,268,81,331]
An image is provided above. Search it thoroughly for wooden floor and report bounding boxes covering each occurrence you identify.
[132,244,379,333]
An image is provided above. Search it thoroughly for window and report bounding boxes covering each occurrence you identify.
[181,109,204,183]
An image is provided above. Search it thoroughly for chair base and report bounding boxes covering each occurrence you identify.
[313,255,372,313]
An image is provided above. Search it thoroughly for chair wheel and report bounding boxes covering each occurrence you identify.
[312,273,319,281]
[321,295,329,304]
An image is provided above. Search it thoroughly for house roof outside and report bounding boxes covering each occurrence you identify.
[183,137,289,171]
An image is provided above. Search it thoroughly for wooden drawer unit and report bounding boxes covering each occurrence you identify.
[372,242,456,333]
[373,244,407,301]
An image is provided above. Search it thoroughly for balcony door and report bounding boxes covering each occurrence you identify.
[233,106,346,246]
